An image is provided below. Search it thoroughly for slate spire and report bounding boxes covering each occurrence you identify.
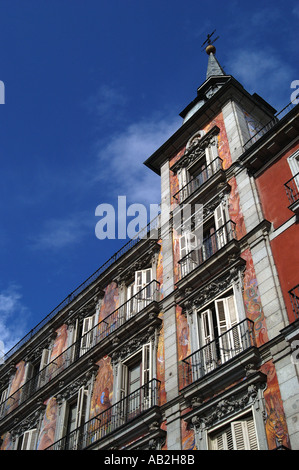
[205,43,225,79]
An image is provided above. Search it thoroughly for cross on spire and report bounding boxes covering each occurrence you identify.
[201,30,220,55]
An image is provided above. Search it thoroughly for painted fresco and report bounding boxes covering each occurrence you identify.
[261,361,291,449]
[156,241,163,298]
[46,324,69,381]
[181,409,196,450]
[89,356,113,420]
[36,397,58,450]
[228,176,247,240]
[241,248,269,347]
[173,227,181,284]
[3,361,26,415]
[170,147,186,211]
[202,111,232,170]
[0,432,13,450]
[157,314,166,406]
[50,324,68,361]
[176,305,190,362]
[98,282,119,323]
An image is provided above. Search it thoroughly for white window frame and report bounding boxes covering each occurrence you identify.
[208,411,259,450]
[179,231,198,276]
[58,385,89,448]
[196,288,242,370]
[0,387,9,417]
[19,428,38,450]
[126,268,153,318]
[38,348,52,388]
[288,149,299,176]
[79,312,98,356]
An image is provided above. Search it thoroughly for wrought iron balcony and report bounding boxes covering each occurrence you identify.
[179,319,255,390]
[173,157,223,204]
[289,284,299,320]
[0,281,160,422]
[243,101,296,151]
[178,221,237,280]
[284,173,299,206]
[45,379,161,450]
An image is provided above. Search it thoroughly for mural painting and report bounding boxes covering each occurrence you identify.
[36,397,58,450]
[261,361,290,449]
[241,248,269,347]
[228,176,247,240]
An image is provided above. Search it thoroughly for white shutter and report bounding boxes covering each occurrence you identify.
[215,295,240,363]
[231,417,258,450]
[118,362,128,423]
[178,168,188,189]
[75,386,87,428]
[215,298,230,363]
[79,314,97,356]
[210,426,233,450]
[119,362,128,401]
[179,233,198,276]
[200,309,216,374]
[210,416,257,450]
[38,349,51,387]
[142,343,153,409]
[21,429,37,450]
[0,388,8,416]
[214,203,227,247]
[126,282,136,318]
[134,269,153,311]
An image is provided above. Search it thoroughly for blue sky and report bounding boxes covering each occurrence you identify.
[0,0,298,354]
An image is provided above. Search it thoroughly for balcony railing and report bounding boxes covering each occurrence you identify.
[243,101,297,151]
[3,214,160,361]
[45,379,161,450]
[173,157,223,204]
[179,319,255,390]
[284,173,299,205]
[178,221,237,280]
[289,284,299,320]
[0,281,160,421]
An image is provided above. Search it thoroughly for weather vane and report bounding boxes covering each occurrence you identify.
[201,30,219,54]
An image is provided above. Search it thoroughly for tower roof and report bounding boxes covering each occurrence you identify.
[206,45,225,79]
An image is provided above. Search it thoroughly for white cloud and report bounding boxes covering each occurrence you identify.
[0,285,30,355]
[94,115,180,206]
[226,48,293,106]
[29,210,93,251]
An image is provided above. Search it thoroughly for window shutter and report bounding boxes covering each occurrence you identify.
[134,269,152,311]
[200,309,216,374]
[246,417,259,450]
[126,282,136,318]
[142,343,152,385]
[0,388,8,416]
[119,362,128,401]
[21,429,37,450]
[214,203,227,247]
[231,418,258,450]
[231,421,247,450]
[75,386,87,429]
[215,295,241,362]
[178,168,188,189]
[142,343,153,409]
[38,349,51,387]
[80,314,97,356]
[215,298,230,363]
[179,232,198,276]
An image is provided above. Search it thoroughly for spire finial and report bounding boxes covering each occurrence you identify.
[201,30,220,55]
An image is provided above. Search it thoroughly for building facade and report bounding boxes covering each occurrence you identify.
[0,43,298,451]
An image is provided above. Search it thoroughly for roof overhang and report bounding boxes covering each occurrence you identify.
[143,77,276,175]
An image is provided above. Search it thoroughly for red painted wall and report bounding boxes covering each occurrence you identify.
[256,141,299,323]
[256,142,299,230]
